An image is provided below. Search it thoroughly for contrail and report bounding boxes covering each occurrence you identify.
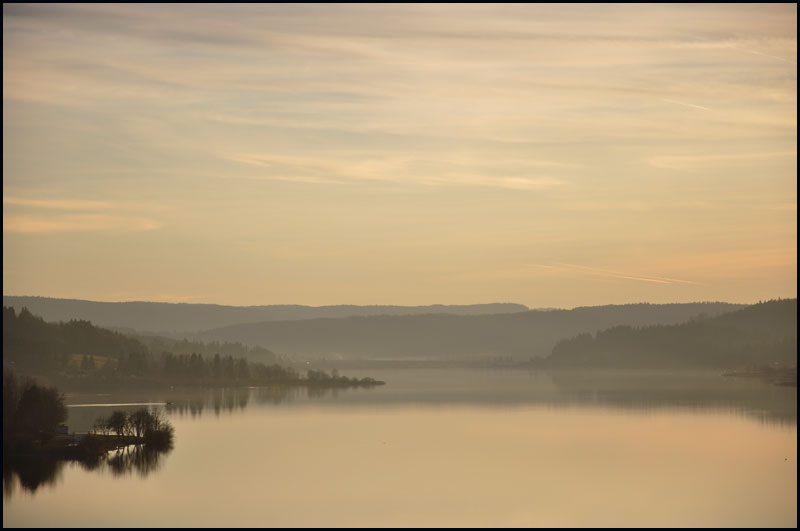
[736,47,794,64]
[661,98,711,111]
[536,262,704,286]
[687,34,796,65]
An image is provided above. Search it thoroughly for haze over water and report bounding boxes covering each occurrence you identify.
[3,369,797,527]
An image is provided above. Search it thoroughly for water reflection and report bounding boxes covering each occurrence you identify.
[163,386,347,418]
[106,444,170,477]
[61,369,796,429]
[291,368,796,425]
[3,455,63,497]
[5,369,796,527]
[546,370,797,425]
[3,443,173,498]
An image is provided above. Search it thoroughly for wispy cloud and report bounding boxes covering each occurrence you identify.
[648,151,796,170]
[3,195,164,233]
[224,153,569,190]
[422,174,566,191]
[3,3,261,48]
[3,214,161,234]
[3,196,116,210]
[2,4,795,305]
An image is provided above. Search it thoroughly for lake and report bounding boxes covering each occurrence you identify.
[3,368,797,527]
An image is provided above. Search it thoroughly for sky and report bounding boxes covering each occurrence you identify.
[2,3,797,308]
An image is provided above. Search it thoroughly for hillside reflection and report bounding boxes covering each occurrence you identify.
[545,370,797,425]
[61,369,796,431]
[154,370,797,426]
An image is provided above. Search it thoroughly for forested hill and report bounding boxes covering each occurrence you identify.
[2,307,277,377]
[540,299,797,369]
[3,306,147,374]
[2,308,364,389]
[1,297,528,335]
[197,302,745,361]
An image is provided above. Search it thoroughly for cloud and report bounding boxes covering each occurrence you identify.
[3,214,161,233]
[2,4,795,305]
[647,151,796,170]
[2,195,165,233]
[3,196,116,210]
[3,4,260,48]
[563,201,651,212]
[224,152,570,190]
[421,174,566,190]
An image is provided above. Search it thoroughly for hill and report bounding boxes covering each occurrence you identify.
[3,304,278,370]
[2,307,376,390]
[129,333,278,364]
[1,297,529,335]
[196,302,745,361]
[2,306,148,375]
[538,299,797,369]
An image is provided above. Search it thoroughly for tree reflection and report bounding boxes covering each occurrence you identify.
[162,385,345,419]
[3,441,173,498]
[107,443,171,477]
[3,454,63,498]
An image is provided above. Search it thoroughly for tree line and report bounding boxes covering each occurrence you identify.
[133,335,278,365]
[538,299,797,369]
[3,368,67,446]
[3,307,383,389]
[91,408,174,448]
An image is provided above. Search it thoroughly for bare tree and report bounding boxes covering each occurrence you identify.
[106,411,127,440]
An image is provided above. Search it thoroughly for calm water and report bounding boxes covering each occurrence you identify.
[4,369,797,527]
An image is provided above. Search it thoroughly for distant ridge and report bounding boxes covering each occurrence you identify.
[539,298,797,369]
[197,301,746,360]
[1,296,529,335]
